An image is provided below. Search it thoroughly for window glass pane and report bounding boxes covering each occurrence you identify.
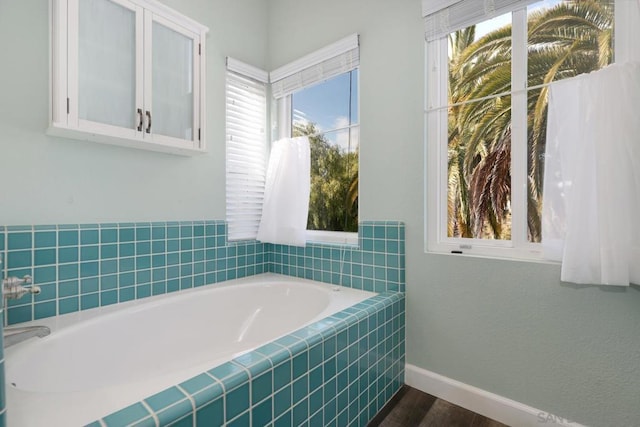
[447,14,512,240]
[292,72,352,133]
[291,71,359,233]
[152,21,194,141]
[526,0,614,242]
[79,0,136,129]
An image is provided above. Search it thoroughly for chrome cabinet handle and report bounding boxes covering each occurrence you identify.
[137,108,143,131]
[145,110,152,134]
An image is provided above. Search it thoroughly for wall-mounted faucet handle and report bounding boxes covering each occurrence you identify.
[3,275,40,300]
[4,275,32,287]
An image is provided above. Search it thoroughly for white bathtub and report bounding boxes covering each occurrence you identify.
[5,273,375,426]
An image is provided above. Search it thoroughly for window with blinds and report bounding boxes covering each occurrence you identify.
[225,59,268,241]
[271,34,360,242]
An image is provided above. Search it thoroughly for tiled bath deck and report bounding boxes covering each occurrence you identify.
[89,292,405,427]
[1,220,405,426]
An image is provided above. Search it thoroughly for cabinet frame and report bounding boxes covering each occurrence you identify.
[49,0,209,156]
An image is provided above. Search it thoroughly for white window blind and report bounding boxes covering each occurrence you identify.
[423,0,539,41]
[270,34,359,99]
[225,58,268,241]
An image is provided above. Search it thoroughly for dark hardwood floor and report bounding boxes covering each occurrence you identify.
[369,386,510,427]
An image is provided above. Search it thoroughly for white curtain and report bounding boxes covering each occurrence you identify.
[256,136,311,246]
[542,63,640,286]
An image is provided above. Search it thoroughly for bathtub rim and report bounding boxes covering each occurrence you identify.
[4,273,383,426]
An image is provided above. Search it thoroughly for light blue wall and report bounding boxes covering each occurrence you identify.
[0,0,268,225]
[268,1,640,426]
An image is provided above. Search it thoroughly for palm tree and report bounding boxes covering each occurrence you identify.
[447,0,613,241]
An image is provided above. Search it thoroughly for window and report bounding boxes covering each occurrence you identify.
[425,0,632,260]
[272,34,360,244]
[291,70,359,235]
[225,58,268,241]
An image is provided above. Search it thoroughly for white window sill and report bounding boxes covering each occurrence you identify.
[306,230,358,246]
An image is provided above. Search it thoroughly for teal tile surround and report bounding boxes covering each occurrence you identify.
[0,220,405,426]
[98,292,404,427]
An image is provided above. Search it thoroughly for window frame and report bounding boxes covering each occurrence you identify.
[276,70,361,246]
[425,0,635,261]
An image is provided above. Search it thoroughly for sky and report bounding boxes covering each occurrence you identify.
[291,70,359,152]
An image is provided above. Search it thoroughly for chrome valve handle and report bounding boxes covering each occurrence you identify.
[3,275,41,300]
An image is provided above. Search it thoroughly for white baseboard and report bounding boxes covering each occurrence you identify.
[404,364,586,427]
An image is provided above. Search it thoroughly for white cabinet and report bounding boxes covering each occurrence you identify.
[49,0,208,155]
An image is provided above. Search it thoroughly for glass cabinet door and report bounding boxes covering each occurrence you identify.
[73,0,143,137]
[145,14,200,146]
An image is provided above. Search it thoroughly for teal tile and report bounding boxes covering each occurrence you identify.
[180,225,193,238]
[252,370,272,404]
[136,284,151,299]
[228,411,249,427]
[137,270,151,284]
[35,231,56,248]
[58,296,79,314]
[152,282,166,295]
[292,374,308,405]
[58,230,78,247]
[119,228,135,243]
[166,413,192,427]
[309,388,322,415]
[274,360,291,392]
[120,257,135,272]
[152,226,166,240]
[196,397,223,426]
[152,241,166,254]
[253,397,272,426]
[101,244,118,259]
[59,280,78,297]
[135,255,150,269]
[8,232,32,250]
[274,385,291,419]
[101,260,117,275]
[293,352,308,380]
[81,262,99,278]
[208,363,249,391]
[233,352,271,376]
[34,249,56,266]
[119,287,135,302]
[136,227,151,241]
[167,226,179,239]
[309,366,322,390]
[101,275,117,290]
[180,373,217,398]
[81,294,99,310]
[167,279,180,292]
[58,264,78,280]
[81,229,99,245]
[156,398,193,427]
[34,266,56,283]
[292,398,308,426]
[120,243,135,257]
[58,224,79,230]
[102,403,151,427]
[226,383,249,421]
[167,239,180,252]
[136,242,150,255]
[8,306,32,324]
[119,272,135,287]
[274,411,292,427]
[34,283,56,302]
[58,247,79,263]
[101,228,118,244]
[7,250,31,269]
[101,290,118,306]
[144,386,188,414]
[81,245,99,261]
[81,277,99,293]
